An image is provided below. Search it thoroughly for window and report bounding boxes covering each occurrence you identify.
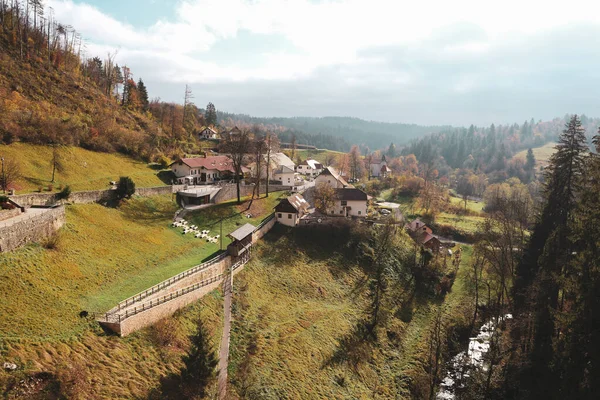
[288,213,292,219]
[340,210,343,214]
[341,200,347,206]
[358,211,362,215]
[278,213,282,218]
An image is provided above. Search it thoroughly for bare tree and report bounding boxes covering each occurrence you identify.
[50,143,64,183]
[265,132,279,197]
[290,134,297,160]
[251,127,267,199]
[220,129,252,204]
[0,157,21,193]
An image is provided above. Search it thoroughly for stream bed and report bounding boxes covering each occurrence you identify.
[436,314,512,399]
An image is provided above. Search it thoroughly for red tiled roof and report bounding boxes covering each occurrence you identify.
[172,156,248,173]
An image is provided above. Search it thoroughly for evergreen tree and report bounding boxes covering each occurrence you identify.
[387,142,397,158]
[179,318,218,398]
[511,115,589,398]
[205,102,217,126]
[137,78,149,111]
[525,148,536,171]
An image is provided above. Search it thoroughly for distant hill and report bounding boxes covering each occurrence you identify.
[218,113,452,152]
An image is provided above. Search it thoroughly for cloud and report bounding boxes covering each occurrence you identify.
[45,0,600,125]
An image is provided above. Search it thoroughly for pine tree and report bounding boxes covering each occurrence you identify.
[387,142,397,158]
[137,79,149,111]
[511,115,589,397]
[205,102,217,126]
[179,318,218,398]
[525,148,536,171]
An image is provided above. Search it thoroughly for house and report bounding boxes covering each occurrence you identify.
[220,126,242,139]
[370,155,388,178]
[296,159,323,177]
[315,166,353,189]
[170,156,248,185]
[273,165,296,185]
[330,188,368,217]
[275,194,310,227]
[405,218,433,235]
[252,152,296,180]
[419,233,443,252]
[380,164,392,178]
[198,126,218,140]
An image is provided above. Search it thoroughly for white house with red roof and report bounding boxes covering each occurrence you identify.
[296,159,323,177]
[170,156,249,185]
[315,166,353,189]
[370,155,389,178]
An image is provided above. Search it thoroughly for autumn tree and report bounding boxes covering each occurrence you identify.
[313,183,335,214]
[348,145,365,181]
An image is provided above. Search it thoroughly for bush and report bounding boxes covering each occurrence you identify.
[1,202,15,210]
[46,184,53,191]
[42,232,62,250]
[0,195,8,203]
[56,185,72,200]
[115,176,136,200]
[158,155,171,169]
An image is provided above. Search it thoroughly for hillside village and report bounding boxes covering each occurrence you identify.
[3,2,600,400]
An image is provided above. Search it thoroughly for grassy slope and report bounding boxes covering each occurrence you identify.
[0,193,283,341]
[513,142,557,170]
[448,195,485,213]
[0,142,168,193]
[229,229,474,399]
[293,149,345,164]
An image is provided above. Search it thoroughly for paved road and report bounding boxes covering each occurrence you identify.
[218,274,233,400]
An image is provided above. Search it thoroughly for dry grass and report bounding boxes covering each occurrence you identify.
[513,142,557,170]
[0,142,167,193]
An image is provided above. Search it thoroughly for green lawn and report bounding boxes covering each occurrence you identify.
[513,142,557,170]
[436,212,486,234]
[448,195,485,213]
[0,193,284,340]
[293,148,345,164]
[0,142,168,193]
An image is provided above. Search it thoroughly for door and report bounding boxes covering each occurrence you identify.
[201,173,207,182]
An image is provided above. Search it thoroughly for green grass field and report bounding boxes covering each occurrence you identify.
[513,142,557,170]
[448,195,485,213]
[0,142,168,193]
[0,193,283,340]
[293,148,345,164]
[228,229,475,398]
[436,212,486,234]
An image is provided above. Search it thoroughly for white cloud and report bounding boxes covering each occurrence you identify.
[43,0,600,125]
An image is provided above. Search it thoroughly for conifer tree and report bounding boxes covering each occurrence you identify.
[511,115,589,397]
[179,318,218,398]
[137,79,149,111]
[525,148,536,171]
[205,102,217,126]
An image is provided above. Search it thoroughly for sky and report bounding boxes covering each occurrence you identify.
[46,0,600,127]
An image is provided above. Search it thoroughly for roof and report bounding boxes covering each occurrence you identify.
[275,194,309,213]
[228,223,256,241]
[171,156,242,173]
[372,155,387,164]
[407,218,429,232]
[274,165,295,174]
[321,167,352,188]
[299,159,322,169]
[269,153,295,168]
[200,127,217,134]
[335,188,368,201]
[381,165,392,172]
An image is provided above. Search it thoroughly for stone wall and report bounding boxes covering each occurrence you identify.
[0,208,21,222]
[252,216,276,242]
[10,186,178,207]
[0,207,66,252]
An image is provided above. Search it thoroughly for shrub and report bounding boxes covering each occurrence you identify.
[46,184,53,192]
[115,176,136,200]
[42,232,62,250]
[0,195,8,203]
[1,202,15,210]
[56,185,72,200]
[158,155,171,169]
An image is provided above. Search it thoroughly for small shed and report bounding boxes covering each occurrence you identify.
[227,223,256,257]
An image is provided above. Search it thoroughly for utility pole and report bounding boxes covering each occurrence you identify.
[220,218,223,251]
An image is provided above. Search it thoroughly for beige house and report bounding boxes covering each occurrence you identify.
[170,156,248,185]
[370,155,389,178]
[296,159,323,177]
[315,166,353,189]
[329,188,368,217]
[198,126,218,140]
[273,165,296,185]
[275,194,309,227]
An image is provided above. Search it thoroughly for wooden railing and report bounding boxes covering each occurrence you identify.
[255,213,275,231]
[111,252,228,313]
[98,256,250,323]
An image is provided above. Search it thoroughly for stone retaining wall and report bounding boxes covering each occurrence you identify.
[0,207,66,252]
[0,208,21,222]
[10,186,179,207]
[212,184,291,204]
